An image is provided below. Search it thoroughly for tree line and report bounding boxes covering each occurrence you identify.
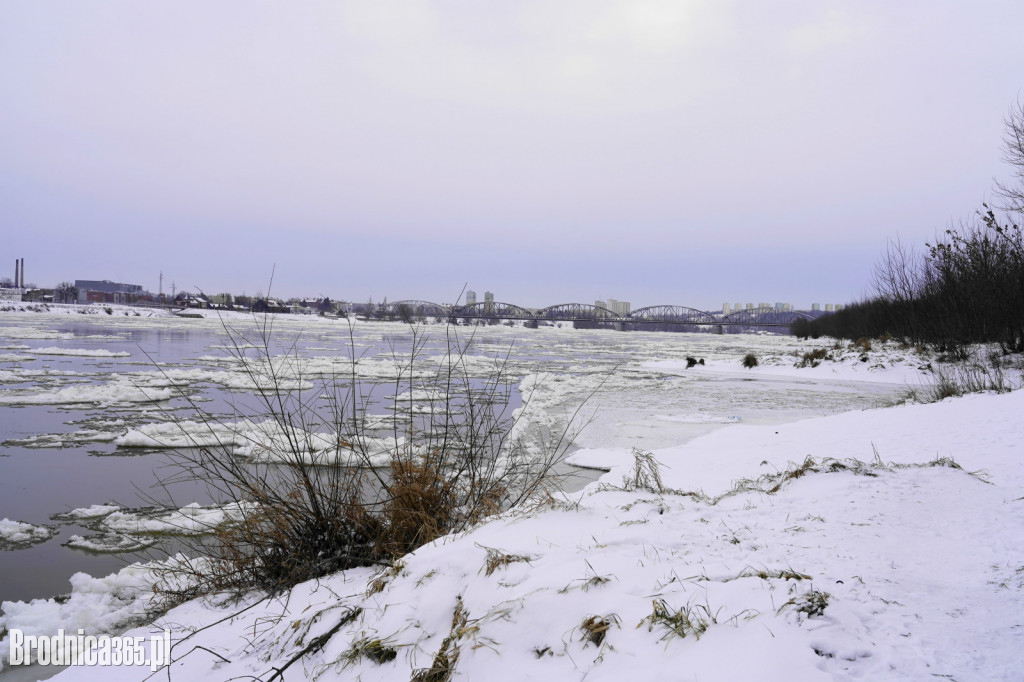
[793,100,1024,356]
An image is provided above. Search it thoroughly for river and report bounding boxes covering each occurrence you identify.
[0,308,902,605]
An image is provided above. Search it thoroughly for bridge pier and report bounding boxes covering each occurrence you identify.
[525,319,538,329]
[613,321,626,332]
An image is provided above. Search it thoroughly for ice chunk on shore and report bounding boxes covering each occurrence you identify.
[0,555,202,670]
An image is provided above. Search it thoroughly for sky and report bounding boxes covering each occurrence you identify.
[2,1,1023,310]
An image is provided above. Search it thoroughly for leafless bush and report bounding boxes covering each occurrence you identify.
[149,316,588,599]
[797,348,830,368]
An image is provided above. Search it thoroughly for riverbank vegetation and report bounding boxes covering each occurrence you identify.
[151,320,590,603]
[793,101,1024,358]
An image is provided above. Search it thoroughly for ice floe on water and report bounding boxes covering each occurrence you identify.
[0,378,174,407]
[115,418,404,466]
[5,429,120,449]
[28,347,132,358]
[53,505,121,521]
[0,354,35,363]
[98,502,257,536]
[0,519,55,550]
[64,533,157,554]
[0,327,75,340]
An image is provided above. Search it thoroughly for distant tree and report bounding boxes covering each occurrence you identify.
[0,277,13,288]
[55,281,78,303]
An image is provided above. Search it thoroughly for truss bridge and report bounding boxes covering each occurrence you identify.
[372,300,815,330]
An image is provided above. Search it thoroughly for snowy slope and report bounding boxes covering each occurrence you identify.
[12,387,1018,681]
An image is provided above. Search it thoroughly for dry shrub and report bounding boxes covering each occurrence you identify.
[480,545,533,576]
[623,448,666,493]
[638,599,714,641]
[798,348,830,368]
[201,475,385,595]
[742,353,758,368]
[150,318,588,599]
[412,599,470,682]
[343,637,398,665]
[579,615,619,647]
[781,590,830,618]
[377,454,452,557]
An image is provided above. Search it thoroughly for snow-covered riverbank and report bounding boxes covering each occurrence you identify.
[2,309,1021,680]
[3,382,1021,680]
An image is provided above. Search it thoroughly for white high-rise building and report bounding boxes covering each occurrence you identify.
[597,298,630,316]
[465,290,477,305]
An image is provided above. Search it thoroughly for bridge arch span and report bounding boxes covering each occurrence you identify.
[376,300,448,320]
[627,305,717,324]
[450,302,535,320]
[720,309,811,326]
[537,303,618,320]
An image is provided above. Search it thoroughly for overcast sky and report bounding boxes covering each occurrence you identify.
[2,1,1022,309]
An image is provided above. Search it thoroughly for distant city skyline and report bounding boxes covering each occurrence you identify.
[3,2,1023,310]
[11,268,850,314]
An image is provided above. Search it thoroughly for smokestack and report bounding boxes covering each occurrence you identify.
[14,259,18,288]
[20,259,24,288]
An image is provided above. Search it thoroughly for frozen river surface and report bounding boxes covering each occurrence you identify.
[0,309,907,604]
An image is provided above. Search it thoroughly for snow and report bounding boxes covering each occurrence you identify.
[646,338,936,385]
[2,310,1022,680]
[0,386,1011,680]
